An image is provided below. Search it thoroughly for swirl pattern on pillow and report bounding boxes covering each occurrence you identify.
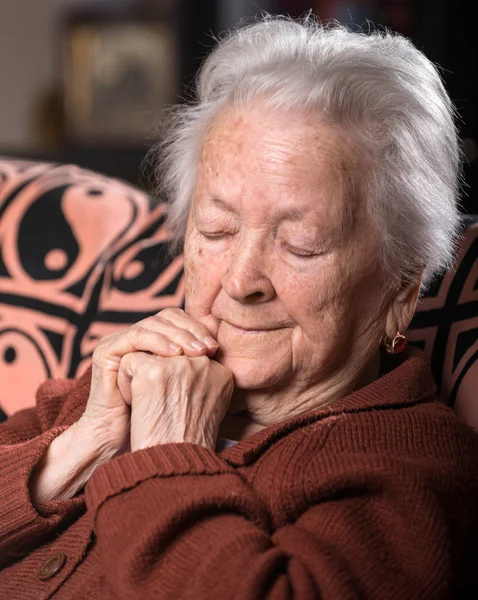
[409,219,478,429]
[0,159,184,419]
[0,159,475,430]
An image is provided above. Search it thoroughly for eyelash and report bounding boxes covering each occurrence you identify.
[282,243,318,258]
[200,232,319,258]
[288,250,316,258]
[200,232,233,241]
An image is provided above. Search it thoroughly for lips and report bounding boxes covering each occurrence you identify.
[223,321,283,332]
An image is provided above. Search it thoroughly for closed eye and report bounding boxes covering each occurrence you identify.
[200,231,234,240]
[283,243,319,258]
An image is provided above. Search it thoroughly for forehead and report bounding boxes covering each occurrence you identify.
[196,104,362,223]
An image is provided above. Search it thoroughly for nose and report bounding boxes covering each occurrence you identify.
[221,235,275,304]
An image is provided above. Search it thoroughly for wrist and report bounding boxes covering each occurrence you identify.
[131,429,215,453]
[75,414,127,462]
[30,418,123,506]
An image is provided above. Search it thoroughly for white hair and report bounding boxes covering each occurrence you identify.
[155,14,462,290]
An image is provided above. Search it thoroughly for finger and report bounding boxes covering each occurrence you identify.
[196,314,220,339]
[117,351,157,405]
[153,309,218,348]
[94,328,184,384]
[138,312,218,356]
[118,352,188,407]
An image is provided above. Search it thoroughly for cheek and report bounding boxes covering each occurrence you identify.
[275,258,352,337]
[184,234,228,314]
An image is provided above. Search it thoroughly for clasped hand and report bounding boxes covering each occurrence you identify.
[81,309,234,453]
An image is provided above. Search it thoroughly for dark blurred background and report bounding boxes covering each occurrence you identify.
[0,0,476,212]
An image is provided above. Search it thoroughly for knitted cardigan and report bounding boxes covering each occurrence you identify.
[0,355,477,599]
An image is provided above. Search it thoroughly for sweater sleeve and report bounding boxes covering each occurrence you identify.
[0,372,92,568]
[0,379,76,445]
[0,428,86,568]
[85,438,477,600]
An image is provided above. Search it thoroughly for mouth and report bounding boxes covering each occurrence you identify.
[223,321,284,334]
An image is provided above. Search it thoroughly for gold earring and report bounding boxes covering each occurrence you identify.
[384,331,407,354]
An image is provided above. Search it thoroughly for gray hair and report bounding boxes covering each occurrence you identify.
[155,14,462,290]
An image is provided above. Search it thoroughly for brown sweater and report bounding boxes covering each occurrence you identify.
[0,355,477,599]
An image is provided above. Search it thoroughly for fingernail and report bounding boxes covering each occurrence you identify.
[190,340,206,351]
[203,336,218,349]
[169,343,182,352]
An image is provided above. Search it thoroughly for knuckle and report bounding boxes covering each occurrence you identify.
[119,351,138,374]
[173,355,193,374]
[154,316,172,328]
[159,307,183,319]
[126,353,163,379]
[92,345,102,360]
[143,364,162,384]
[193,355,210,371]
[136,314,165,329]
[129,324,151,345]
[92,342,107,363]
[173,353,188,366]
[135,317,151,328]
[121,349,136,362]
[129,324,143,339]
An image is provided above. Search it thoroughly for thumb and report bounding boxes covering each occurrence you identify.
[197,314,220,339]
[117,352,137,406]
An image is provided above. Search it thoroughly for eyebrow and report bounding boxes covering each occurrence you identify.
[206,196,309,222]
[208,197,236,213]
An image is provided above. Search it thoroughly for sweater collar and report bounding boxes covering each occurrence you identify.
[55,353,436,468]
[221,353,437,467]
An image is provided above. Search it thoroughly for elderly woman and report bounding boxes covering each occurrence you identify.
[1,15,477,599]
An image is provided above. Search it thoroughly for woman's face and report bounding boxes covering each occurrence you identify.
[184,104,390,395]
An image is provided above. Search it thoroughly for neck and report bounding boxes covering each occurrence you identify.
[219,350,381,440]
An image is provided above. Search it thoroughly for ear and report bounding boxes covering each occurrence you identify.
[385,274,423,339]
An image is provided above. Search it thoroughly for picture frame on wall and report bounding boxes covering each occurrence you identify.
[62,15,179,145]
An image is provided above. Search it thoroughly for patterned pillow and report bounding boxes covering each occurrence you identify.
[0,159,184,420]
[408,218,478,430]
[1,158,476,431]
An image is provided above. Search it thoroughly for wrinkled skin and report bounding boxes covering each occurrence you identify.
[82,103,421,452]
[183,104,419,430]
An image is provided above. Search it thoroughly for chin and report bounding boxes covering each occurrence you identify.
[218,353,289,390]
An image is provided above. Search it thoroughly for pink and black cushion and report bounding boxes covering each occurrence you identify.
[0,159,184,419]
[409,218,478,430]
[0,158,476,432]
